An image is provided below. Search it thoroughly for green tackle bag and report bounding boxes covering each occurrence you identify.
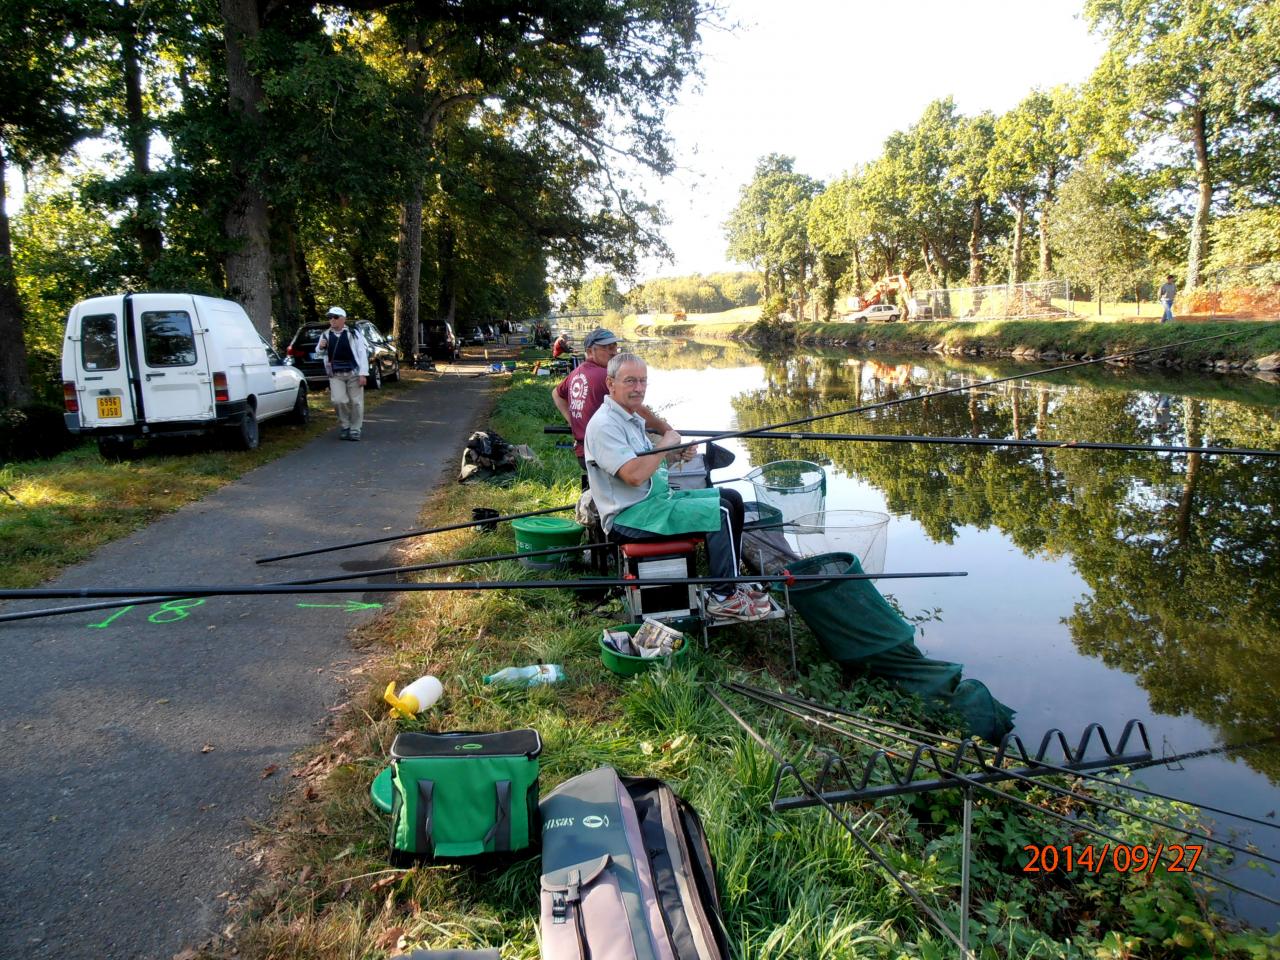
[383,729,542,864]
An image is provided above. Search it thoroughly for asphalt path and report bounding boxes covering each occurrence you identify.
[0,371,498,959]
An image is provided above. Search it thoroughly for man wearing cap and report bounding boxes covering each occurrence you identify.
[315,307,369,441]
[552,327,671,478]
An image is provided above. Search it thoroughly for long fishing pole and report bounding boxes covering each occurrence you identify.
[723,684,1280,907]
[254,502,575,565]
[644,330,1246,458]
[0,569,967,604]
[544,425,1280,459]
[0,539,619,625]
[727,683,1280,868]
[733,682,1280,832]
[706,687,977,958]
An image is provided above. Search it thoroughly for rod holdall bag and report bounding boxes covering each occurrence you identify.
[384,729,542,864]
[539,766,729,960]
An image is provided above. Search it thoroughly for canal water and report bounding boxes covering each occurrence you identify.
[628,336,1280,926]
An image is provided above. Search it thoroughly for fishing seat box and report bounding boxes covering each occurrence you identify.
[377,729,542,865]
[618,538,702,623]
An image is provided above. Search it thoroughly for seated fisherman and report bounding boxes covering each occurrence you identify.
[583,353,769,622]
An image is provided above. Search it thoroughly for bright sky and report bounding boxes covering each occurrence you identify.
[637,0,1107,279]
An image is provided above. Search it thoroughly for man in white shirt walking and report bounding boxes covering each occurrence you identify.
[315,307,369,440]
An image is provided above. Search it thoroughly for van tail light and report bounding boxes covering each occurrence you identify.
[63,382,79,414]
[213,372,229,403]
[286,345,297,357]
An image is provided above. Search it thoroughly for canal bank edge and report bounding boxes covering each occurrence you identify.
[628,315,1280,379]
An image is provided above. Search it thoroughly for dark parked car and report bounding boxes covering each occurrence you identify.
[284,320,401,390]
[465,326,486,346]
[421,322,460,361]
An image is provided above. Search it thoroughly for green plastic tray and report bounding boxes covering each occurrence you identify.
[599,623,690,676]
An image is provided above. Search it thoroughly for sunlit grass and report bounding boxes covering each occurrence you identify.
[0,375,425,588]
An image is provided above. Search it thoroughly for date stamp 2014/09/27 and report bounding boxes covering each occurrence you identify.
[1022,843,1202,874]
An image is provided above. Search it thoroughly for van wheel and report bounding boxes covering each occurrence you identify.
[287,384,310,425]
[97,437,133,460]
[233,408,259,450]
[368,364,383,391]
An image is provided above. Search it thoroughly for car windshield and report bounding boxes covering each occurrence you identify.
[296,326,324,346]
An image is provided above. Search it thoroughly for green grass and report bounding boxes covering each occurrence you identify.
[0,375,423,589]
[208,375,1280,959]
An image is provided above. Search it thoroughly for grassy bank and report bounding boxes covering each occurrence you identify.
[212,376,1278,959]
[630,310,1280,368]
[0,374,421,589]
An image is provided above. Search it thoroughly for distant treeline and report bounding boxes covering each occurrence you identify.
[566,272,762,315]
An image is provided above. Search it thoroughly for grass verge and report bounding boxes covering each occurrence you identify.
[212,375,1279,959]
[0,373,423,589]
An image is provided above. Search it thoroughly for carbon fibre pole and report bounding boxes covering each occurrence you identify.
[643,330,1248,458]
[0,568,967,604]
[253,502,575,565]
[0,540,616,625]
[543,424,1280,459]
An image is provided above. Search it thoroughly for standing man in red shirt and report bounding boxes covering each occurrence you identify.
[552,328,671,481]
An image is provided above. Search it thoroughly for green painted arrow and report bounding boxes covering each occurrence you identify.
[296,601,383,612]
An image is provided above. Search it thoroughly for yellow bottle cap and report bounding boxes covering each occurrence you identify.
[383,680,420,719]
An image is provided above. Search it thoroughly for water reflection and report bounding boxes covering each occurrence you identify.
[723,350,1280,782]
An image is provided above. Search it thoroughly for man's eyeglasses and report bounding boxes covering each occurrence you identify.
[612,377,647,387]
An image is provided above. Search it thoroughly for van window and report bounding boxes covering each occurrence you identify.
[81,313,120,370]
[142,310,198,367]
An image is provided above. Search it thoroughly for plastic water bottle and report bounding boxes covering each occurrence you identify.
[483,664,565,686]
[384,675,443,718]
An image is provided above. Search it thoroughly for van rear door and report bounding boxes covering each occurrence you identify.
[72,300,136,429]
[131,295,213,423]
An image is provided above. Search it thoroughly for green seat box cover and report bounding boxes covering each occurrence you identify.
[388,729,542,859]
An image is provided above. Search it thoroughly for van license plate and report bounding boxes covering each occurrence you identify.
[97,396,122,418]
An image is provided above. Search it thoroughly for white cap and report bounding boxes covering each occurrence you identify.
[327,306,347,318]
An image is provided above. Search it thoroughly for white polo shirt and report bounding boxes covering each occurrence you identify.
[583,395,653,532]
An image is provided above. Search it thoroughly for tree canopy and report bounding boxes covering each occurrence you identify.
[2,0,711,407]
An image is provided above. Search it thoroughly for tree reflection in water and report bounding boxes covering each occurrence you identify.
[729,350,1280,782]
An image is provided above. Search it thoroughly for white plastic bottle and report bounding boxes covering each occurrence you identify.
[483,664,565,686]
[383,675,443,718]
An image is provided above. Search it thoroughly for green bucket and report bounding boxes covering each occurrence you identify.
[511,516,584,568]
[599,623,690,676]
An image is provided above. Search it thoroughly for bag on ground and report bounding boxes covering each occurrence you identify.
[539,766,728,960]
[386,729,542,864]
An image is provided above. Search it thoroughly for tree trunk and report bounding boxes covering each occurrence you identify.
[1038,166,1056,279]
[271,215,304,344]
[394,182,424,358]
[0,146,33,408]
[437,217,456,326]
[220,0,274,341]
[1008,199,1025,286]
[1186,105,1211,291]
[967,199,983,286]
[119,0,163,276]
[352,239,394,333]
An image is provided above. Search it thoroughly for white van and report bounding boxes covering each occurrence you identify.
[61,293,309,456]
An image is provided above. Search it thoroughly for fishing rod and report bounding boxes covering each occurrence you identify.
[254,502,575,565]
[544,424,1280,459]
[723,684,1280,908]
[727,683,1280,869]
[0,568,968,604]
[0,539,619,625]
[733,682,1280,833]
[706,687,977,958]
[644,330,1247,458]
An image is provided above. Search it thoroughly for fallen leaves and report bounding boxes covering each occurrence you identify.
[260,764,278,779]
[200,743,215,753]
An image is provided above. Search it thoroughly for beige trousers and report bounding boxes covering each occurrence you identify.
[328,372,364,432]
